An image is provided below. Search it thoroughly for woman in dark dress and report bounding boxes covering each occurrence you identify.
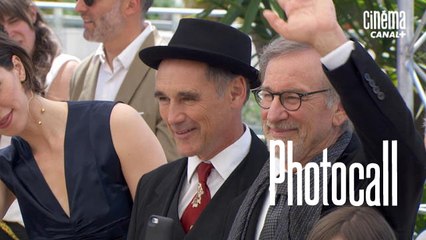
[0,31,166,239]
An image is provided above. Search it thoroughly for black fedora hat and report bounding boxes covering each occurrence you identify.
[139,18,260,89]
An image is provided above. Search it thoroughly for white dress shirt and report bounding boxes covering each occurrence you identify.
[255,41,355,239]
[94,22,155,100]
[178,124,252,218]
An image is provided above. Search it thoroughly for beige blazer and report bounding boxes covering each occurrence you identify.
[70,31,179,161]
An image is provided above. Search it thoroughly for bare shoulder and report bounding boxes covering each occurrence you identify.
[110,103,142,122]
[109,103,151,135]
[56,59,80,82]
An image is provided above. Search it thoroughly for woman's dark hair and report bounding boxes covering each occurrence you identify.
[0,0,60,87]
[0,30,43,94]
[307,206,397,240]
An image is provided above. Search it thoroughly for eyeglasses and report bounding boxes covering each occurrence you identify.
[76,0,95,7]
[252,88,330,111]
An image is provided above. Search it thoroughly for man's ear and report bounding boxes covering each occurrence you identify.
[332,102,348,127]
[12,55,26,82]
[123,0,140,15]
[228,76,248,108]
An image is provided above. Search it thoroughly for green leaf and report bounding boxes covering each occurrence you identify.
[221,4,242,24]
[196,7,215,18]
[241,0,262,33]
[269,0,286,19]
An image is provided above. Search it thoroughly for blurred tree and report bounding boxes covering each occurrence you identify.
[191,0,424,72]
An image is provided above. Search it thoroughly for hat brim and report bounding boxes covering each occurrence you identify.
[139,46,260,89]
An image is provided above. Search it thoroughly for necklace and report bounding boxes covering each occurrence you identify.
[38,107,46,125]
[28,92,45,125]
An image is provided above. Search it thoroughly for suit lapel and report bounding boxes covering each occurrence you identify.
[145,158,187,240]
[115,32,156,103]
[79,57,101,100]
[166,167,186,240]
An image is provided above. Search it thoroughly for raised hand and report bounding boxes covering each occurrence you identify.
[263,0,347,56]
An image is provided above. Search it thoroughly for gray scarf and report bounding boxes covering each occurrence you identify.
[227,131,352,240]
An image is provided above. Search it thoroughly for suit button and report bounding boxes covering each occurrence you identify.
[377,92,385,100]
[364,73,372,81]
[373,86,380,94]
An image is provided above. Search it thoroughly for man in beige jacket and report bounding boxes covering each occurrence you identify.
[70,0,178,161]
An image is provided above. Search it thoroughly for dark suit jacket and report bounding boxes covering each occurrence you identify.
[69,30,179,161]
[127,130,269,240]
[235,42,426,240]
[324,41,426,239]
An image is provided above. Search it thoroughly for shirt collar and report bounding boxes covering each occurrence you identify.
[186,124,252,184]
[94,21,155,69]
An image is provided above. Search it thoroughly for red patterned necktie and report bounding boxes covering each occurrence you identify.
[180,162,213,233]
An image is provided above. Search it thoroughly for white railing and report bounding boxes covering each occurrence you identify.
[35,1,227,31]
[32,1,227,59]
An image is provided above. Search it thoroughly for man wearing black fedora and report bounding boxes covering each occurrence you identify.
[127,18,269,240]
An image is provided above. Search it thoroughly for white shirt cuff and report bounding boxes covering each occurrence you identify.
[320,41,355,70]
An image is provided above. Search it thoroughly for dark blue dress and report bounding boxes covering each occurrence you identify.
[0,101,132,239]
